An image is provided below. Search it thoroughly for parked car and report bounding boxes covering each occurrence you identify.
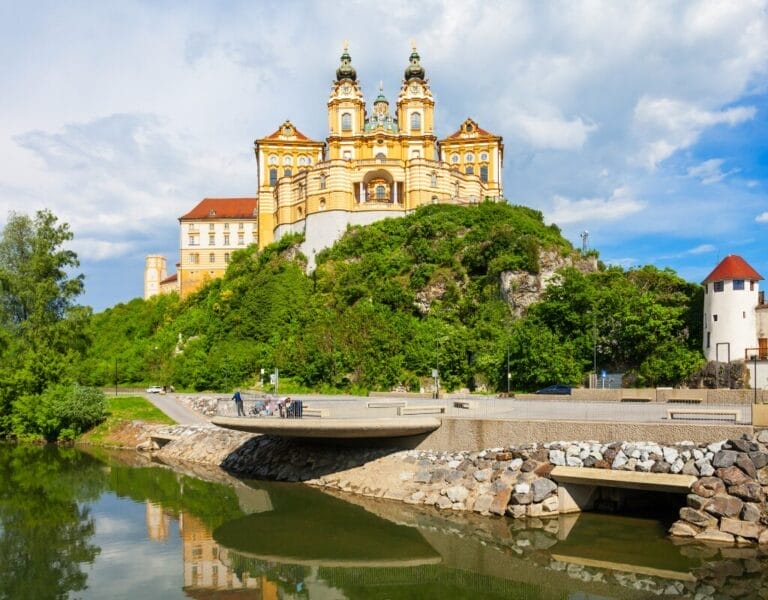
[146,385,163,394]
[535,384,572,395]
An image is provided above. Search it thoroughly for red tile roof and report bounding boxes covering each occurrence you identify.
[703,255,763,283]
[180,198,257,220]
[263,120,314,142]
[160,273,177,284]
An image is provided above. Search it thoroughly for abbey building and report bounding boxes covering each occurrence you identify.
[145,45,504,298]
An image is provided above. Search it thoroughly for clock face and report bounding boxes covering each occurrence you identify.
[410,83,420,94]
[341,84,352,94]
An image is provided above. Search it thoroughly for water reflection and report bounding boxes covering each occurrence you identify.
[1,445,767,600]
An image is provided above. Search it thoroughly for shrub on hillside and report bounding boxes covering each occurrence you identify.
[12,384,107,441]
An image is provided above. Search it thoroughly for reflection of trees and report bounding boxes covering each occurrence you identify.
[0,445,105,600]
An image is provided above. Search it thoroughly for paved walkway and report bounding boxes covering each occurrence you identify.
[141,392,209,425]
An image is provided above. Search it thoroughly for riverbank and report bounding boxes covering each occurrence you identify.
[137,422,768,549]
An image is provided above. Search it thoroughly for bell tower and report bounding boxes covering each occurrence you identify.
[327,43,366,161]
[396,44,436,161]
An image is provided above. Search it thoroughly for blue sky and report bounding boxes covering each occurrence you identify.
[1,1,767,311]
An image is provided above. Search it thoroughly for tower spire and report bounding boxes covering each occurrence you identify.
[335,43,357,82]
[404,44,425,81]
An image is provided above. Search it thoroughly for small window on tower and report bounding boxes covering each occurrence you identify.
[410,112,421,130]
[713,314,718,322]
[714,281,724,292]
[269,168,277,186]
[451,153,459,163]
[319,174,327,189]
[341,113,352,131]
[480,165,488,182]
[733,279,745,291]
[743,311,747,319]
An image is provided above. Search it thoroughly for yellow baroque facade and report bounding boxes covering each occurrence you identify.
[255,45,504,265]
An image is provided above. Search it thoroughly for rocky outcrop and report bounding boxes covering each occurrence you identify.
[500,249,597,316]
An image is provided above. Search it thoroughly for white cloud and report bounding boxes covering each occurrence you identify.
[633,97,756,169]
[687,244,716,255]
[686,158,740,184]
[70,238,136,262]
[504,108,597,150]
[547,186,645,226]
[756,212,768,223]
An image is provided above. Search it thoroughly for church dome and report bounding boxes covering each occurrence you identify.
[404,48,425,81]
[336,49,357,82]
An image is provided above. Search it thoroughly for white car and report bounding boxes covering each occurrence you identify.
[146,386,163,394]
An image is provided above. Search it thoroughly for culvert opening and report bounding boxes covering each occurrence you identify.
[588,486,683,524]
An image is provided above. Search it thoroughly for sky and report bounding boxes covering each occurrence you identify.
[1,0,767,312]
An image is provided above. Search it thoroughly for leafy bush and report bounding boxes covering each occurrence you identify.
[12,384,107,441]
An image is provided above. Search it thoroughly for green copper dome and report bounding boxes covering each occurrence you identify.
[404,48,425,81]
[336,49,357,82]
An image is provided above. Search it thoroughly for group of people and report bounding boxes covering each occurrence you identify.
[231,391,297,418]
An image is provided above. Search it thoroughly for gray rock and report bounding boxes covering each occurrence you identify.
[703,494,743,518]
[662,447,679,464]
[531,478,558,502]
[473,494,494,514]
[445,486,469,503]
[511,492,533,505]
[670,457,685,474]
[435,496,453,509]
[756,429,768,444]
[413,470,431,483]
[735,454,757,479]
[612,452,628,469]
[473,468,492,482]
[651,460,671,473]
[741,502,761,522]
[698,462,715,477]
[695,529,735,544]
[515,482,530,495]
[686,494,708,510]
[713,449,738,468]
[720,517,760,540]
[749,451,768,470]
[541,495,559,512]
[679,507,717,528]
[445,469,464,483]
[509,458,524,471]
[681,459,699,476]
[566,455,583,467]
[669,521,701,537]
[489,486,513,515]
[430,468,448,483]
[729,482,764,502]
[507,504,526,519]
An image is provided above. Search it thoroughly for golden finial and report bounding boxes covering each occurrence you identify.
[343,39,349,52]
[411,39,417,51]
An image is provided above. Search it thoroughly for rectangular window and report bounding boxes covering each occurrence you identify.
[707,332,711,348]
[209,223,214,231]
[238,223,244,230]
[238,233,245,245]
[224,234,230,246]
[190,253,199,264]
[224,223,229,230]
[188,235,195,246]
[733,279,745,291]
[714,281,724,292]
[224,253,230,264]
[713,314,718,321]
[750,281,755,291]
[209,234,215,246]
[209,253,215,263]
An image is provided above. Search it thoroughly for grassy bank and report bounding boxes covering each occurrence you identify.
[79,395,175,447]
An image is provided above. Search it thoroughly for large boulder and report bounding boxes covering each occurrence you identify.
[716,466,751,486]
[704,495,744,518]
[691,476,726,498]
[720,517,760,540]
[531,478,558,502]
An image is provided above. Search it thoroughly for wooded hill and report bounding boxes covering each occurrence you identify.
[78,202,704,393]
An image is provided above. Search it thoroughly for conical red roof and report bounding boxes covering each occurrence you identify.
[703,255,763,283]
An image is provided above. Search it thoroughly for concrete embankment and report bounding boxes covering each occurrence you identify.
[143,423,768,548]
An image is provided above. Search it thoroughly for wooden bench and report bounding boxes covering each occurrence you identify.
[621,397,652,403]
[667,408,741,422]
[302,407,329,418]
[453,400,476,409]
[667,398,702,404]
[367,400,408,408]
[398,405,445,416]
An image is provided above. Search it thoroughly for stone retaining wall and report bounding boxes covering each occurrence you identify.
[147,424,768,547]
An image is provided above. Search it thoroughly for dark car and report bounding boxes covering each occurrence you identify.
[535,384,572,395]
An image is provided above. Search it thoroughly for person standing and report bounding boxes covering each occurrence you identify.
[232,389,245,417]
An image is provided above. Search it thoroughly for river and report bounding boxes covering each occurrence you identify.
[0,443,766,599]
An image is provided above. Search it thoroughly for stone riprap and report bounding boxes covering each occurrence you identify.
[146,424,768,547]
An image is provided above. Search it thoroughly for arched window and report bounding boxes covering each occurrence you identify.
[269,168,277,186]
[283,167,292,177]
[465,166,474,175]
[298,206,303,217]
[410,112,421,130]
[451,153,459,164]
[376,185,386,200]
[283,155,293,165]
[319,174,327,189]
[430,172,437,187]
[375,152,386,162]
[319,197,326,210]
[268,155,278,165]
[431,195,438,204]
[298,156,308,166]
[465,153,474,162]
[480,152,488,161]
[341,112,352,131]
[480,165,488,182]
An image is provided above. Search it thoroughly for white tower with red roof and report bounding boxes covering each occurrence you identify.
[702,255,763,362]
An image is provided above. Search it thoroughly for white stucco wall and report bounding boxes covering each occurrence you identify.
[703,279,759,362]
